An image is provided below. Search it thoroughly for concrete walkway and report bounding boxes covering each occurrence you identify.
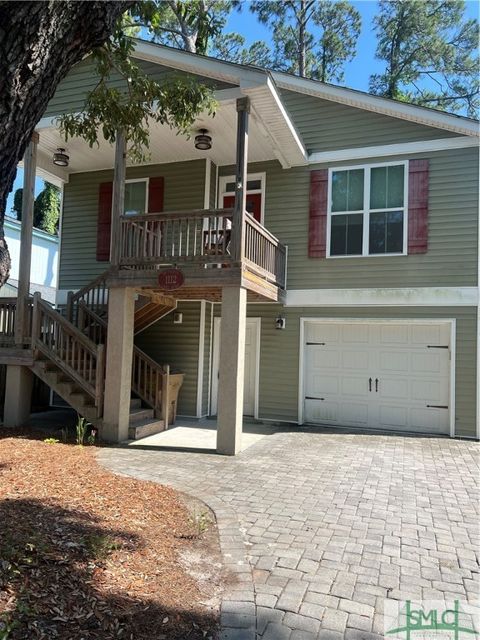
[98,429,480,639]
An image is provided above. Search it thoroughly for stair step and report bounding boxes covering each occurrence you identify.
[130,397,142,410]
[129,407,154,423]
[128,419,165,441]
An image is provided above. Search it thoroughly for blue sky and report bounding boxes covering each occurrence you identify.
[7,0,478,216]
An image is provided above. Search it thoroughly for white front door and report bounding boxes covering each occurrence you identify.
[211,318,260,417]
[303,321,451,434]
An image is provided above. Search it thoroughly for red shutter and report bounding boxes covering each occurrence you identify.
[97,182,113,262]
[408,160,429,254]
[309,169,328,258]
[148,176,164,212]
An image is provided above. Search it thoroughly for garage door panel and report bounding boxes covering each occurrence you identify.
[410,407,449,432]
[379,351,410,372]
[378,378,409,400]
[306,323,340,344]
[307,347,340,369]
[411,352,449,374]
[379,324,409,344]
[341,324,369,344]
[341,376,369,396]
[341,350,370,370]
[304,321,451,435]
[305,374,339,396]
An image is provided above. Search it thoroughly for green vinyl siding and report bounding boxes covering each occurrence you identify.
[281,90,459,152]
[225,304,476,438]
[45,57,234,118]
[135,302,201,417]
[59,160,205,290]
[220,146,478,289]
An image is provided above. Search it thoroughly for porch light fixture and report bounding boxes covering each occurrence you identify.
[194,129,212,151]
[275,315,286,330]
[53,148,69,167]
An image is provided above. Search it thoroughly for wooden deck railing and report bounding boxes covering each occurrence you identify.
[66,270,111,323]
[244,214,287,289]
[0,297,34,346]
[118,208,287,289]
[119,209,234,266]
[32,294,105,416]
[0,298,17,344]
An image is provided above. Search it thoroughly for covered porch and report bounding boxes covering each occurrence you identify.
[1,72,304,453]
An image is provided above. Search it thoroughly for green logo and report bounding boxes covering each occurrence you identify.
[386,600,478,640]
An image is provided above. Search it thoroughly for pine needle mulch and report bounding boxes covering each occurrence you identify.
[0,430,222,640]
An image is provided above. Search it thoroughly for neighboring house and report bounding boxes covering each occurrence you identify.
[1,216,58,304]
[0,41,478,450]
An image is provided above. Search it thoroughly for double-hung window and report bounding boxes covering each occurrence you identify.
[328,161,407,257]
[124,178,148,216]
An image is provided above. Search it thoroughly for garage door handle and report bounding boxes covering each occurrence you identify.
[427,404,448,409]
[369,377,372,392]
[375,378,379,392]
[305,396,325,401]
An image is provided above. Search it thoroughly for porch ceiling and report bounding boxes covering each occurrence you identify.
[34,84,307,183]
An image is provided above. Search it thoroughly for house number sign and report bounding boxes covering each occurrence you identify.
[158,268,185,290]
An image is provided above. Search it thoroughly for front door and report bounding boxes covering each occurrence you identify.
[223,193,262,222]
[211,317,260,417]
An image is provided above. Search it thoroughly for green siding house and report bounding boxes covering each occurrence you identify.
[1,41,478,450]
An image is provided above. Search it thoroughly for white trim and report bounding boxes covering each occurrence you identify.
[196,300,206,418]
[286,287,479,308]
[298,317,456,437]
[272,72,479,138]
[207,302,214,416]
[210,316,261,419]
[204,158,211,209]
[309,136,479,165]
[327,160,408,258]
[218,172,266,224]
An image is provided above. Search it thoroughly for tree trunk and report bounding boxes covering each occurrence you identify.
[0,1,133,287]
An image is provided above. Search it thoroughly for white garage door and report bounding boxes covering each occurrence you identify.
[303,321,451,434]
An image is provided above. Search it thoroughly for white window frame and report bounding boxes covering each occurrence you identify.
[326,160,409,259]
[124,177,149,215]
[218,172,266,224]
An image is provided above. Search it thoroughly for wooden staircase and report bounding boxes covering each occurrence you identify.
[25,271,176,440]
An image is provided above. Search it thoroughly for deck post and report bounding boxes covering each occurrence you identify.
[231,97,250,262]
[216,285,247,455]
[15,132,38,345]
[102,286,135,442]
[110,129,126,265]
[3,365,34,427]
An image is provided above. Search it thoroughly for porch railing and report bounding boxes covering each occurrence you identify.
[0,297,34,346]
[118,208,287,289]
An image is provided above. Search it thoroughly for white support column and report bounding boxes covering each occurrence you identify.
[102,286,135,442]
[15,132,38,344]
[3,365,33,427]
[216,286,247,455]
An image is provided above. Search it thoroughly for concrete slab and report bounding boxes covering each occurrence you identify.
[125,418,281,452]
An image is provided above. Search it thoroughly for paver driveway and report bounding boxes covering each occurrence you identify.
[99,429,479,639]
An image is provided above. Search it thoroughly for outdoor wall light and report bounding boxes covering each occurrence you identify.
[173,312,183,324]
[53,148,69,167]
[194,129,212,151]
[275,315,286,330]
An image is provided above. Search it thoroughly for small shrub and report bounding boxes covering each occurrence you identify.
[87,428,97,446]
[43,438,59,445]
[75,415,90,446]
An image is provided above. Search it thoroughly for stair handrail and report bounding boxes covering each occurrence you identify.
[32,293,106,416]
[66,268,113,322]
[77,300,170,425]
